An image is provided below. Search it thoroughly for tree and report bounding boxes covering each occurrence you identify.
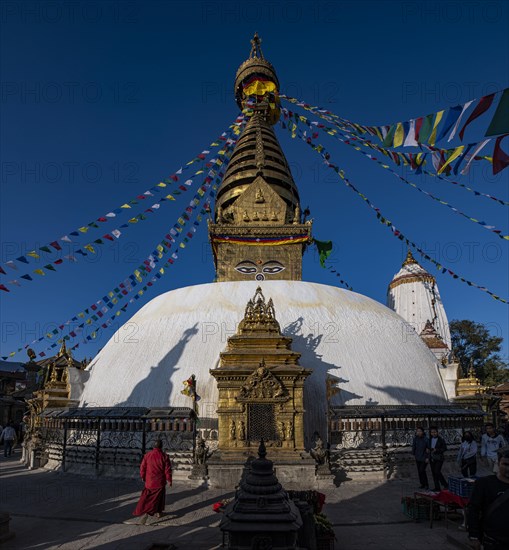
[450,320,509,386]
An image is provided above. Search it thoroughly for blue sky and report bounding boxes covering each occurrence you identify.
[1,0,508,362]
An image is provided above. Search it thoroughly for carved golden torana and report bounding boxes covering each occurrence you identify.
[210,287,312,455]
[30,341,87,416]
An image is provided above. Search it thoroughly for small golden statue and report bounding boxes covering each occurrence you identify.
[279,421,286,441]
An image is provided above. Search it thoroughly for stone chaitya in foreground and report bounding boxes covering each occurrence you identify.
[220,440,304,549]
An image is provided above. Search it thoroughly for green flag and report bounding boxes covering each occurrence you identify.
[486,89,509,137]
[418,114,434,144]
[382,125,396,147]
[314,239,333,268]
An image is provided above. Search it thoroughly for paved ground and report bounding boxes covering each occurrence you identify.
[0,449,473,549]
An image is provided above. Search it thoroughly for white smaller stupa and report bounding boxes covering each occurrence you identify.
[387,250,458,399]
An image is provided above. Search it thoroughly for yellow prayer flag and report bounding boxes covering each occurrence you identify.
[121,204,131,208]
[157,182,167,187]
[27,251,40,259]
[437,146,464,174]
[128,218,138,223]
[428,110,444,146]
[78,227,89,233]
[165,194,176,200]
[84,244,95,253]
[393,122,405,148]
[34,269,45,276]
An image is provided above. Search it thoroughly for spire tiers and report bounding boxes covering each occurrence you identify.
[209,35,311,283]
[215,112,300,219]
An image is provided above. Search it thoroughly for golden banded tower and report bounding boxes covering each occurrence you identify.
[208,33,312,282]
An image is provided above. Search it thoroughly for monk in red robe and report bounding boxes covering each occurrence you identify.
[133,440,172,519]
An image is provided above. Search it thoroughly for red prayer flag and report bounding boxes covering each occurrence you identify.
[414,117,423,141]
[459,94,495,141]
[50,241,62,251]
[0,266,6,275]
[0,284,10,292]
[493,134,509,175]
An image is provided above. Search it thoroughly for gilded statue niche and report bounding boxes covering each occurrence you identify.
[231,176,289,226]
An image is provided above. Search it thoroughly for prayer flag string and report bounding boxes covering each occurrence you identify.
[0,131,243,359]
[280,95,509,206]
[281,108,509,242]
[280,88,509,148]
[279,118,508,305]
[1,115,246,275]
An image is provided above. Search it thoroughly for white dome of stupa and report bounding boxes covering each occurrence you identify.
[78,280,448,441]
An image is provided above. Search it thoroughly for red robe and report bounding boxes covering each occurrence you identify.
[133,448,172,516]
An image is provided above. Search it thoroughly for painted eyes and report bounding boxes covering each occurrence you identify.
[262,261,285,274]
[235,261,258,274]
[234,260,286,277]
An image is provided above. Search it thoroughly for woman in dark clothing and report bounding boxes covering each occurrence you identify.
[412,426,429,489]
[429,426,448,492]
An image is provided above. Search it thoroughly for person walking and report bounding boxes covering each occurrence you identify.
[481,423,505,474]
[412,426,430,489]
[429,426,448,492]
[130,440,172,522]
[457,431,478,478]
[467,447,509,550]
[0,422,17,457]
